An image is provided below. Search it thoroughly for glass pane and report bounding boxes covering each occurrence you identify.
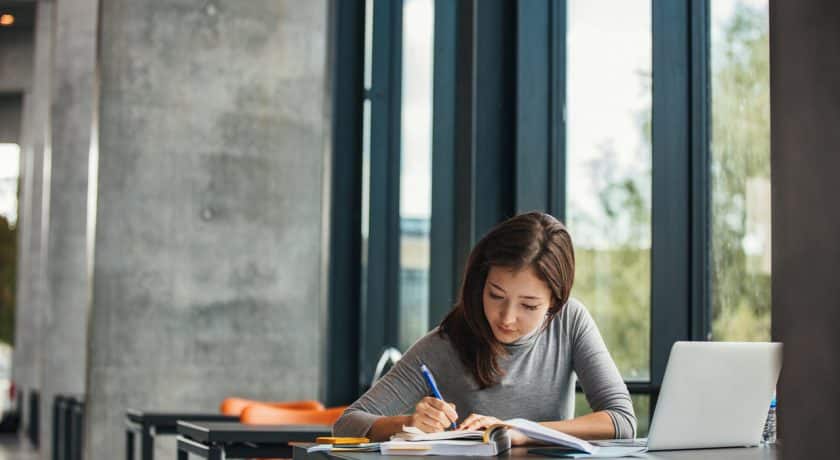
[710,0,771,341]
[398,0,434,351]
[566,0,652,381]
[575,392,651,437]
[0,143,20,226]
[0,143,20,348]
[364,0,373,90]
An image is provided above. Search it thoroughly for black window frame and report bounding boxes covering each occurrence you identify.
[358,0,403,393]
[510,0,713,415]
[327,0,716,419]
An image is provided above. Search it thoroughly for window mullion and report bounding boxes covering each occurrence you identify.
[362,0,403,391]
[650,0,693,392]
[429,0,459,325]
[690,0,711,342]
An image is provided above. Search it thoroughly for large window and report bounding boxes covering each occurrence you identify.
[709,0,771,342]
[566,0,652,432]
[566,0,771,432]
[338,0,773,410]
[566,0,652,382]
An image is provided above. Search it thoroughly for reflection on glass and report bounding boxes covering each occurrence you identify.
[361,100,371,316]
[710,0,771,341]
[360,0,373,320]
[398,0,434,351]
[566,0,652,381]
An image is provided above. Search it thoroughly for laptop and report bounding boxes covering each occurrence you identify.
[594,341,782,451]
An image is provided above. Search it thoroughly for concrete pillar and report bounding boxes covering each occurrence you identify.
[12,90,34,387]
[12,0,53,443]
[85,1,331,458]
[38,0,98,455]
[770,0,840,457]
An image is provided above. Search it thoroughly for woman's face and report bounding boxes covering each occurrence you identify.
[482,265,552,344]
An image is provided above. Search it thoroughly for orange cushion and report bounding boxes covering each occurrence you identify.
[240,405,348,425]
[219,397,325,416]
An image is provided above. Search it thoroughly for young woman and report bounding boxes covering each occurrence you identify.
[333,212,636,444]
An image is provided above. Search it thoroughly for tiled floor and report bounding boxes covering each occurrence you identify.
[0,435,38,460]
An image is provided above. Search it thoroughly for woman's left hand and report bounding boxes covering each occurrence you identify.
[457,413,529,446]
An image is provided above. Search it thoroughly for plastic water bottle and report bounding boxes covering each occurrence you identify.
[761,397,777,445]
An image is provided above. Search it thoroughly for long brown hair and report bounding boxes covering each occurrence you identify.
[439,212,575,388]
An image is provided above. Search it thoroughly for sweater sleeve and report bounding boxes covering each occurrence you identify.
[568,300,638,439]
[332,333,436,437]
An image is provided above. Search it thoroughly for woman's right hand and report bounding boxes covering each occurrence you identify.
[409,397,458,433]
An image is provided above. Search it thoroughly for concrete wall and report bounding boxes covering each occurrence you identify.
[770,0,840,457]
[11,0,52,442]
[0,27,34,92]
[85,1,330,458]
[38,0,97,455]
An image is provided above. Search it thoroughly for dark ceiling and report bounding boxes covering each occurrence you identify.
[0,1,36,30]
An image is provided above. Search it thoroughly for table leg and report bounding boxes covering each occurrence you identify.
[177,448,188,460]
[208,445,224,460]
[141,425,154,460]
[62,402,73,460]
[72,407,83,460]
[53,398,62,460]
[126,429,135,460]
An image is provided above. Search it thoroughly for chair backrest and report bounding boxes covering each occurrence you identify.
[371,347,403,385]
[240,405,348,425]
[219,397,325,416]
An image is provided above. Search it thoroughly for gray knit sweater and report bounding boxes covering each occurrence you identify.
[333,298,636,439]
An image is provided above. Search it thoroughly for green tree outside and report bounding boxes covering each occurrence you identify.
[709,1,771,342]
[572,1,771,431]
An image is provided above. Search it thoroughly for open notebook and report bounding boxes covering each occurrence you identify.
[380,418,597,456]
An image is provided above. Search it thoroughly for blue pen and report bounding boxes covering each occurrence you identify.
[420,363,457,430]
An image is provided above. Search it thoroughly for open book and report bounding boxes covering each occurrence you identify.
[381,418,597,456]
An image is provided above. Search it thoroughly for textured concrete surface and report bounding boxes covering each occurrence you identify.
[11,0,52,441]
[85,1,330,458]
[0,28,34,92]
[0,434,38,460]
[38,0,97,456]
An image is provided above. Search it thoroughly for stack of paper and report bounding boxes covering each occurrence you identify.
[381,426,511,456]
